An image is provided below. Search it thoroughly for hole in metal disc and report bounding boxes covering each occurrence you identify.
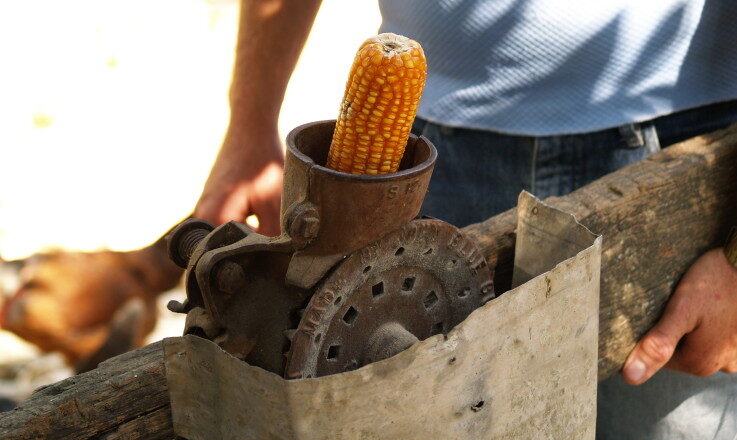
[334,296,342,305]
[402,277,415,291]
[363,265,372,273]
[327,345,341,360]
[458,287,471,298]
[342,306,359,325]
[423,291,438,309]
[372,282,384,298]
[395,247,405,256]
[431,322,444,335]
[423,248,433,255]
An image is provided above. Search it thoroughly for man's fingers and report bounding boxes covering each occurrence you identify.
[721,361,737,375]
[622,296,698,385]
[254,199,283,237]
[622,329,679,385]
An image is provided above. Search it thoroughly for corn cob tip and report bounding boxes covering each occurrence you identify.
[365,33,423,58]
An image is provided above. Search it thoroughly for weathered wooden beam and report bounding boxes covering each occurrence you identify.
[464,124,737,379]
[0,341,173,440]
[1,124,735,438]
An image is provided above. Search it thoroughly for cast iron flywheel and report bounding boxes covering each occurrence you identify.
[284,219,494,379]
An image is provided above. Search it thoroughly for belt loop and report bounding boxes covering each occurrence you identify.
[618,123,645,148]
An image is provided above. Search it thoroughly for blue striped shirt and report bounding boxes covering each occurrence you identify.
[379,0,737,135]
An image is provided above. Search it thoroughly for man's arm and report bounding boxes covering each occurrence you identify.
[622,240,737,384]
[195,0,322,236]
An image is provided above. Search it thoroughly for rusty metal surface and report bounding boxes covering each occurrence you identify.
[164,194,600,440]
[169,220,304,373]
[283,121,437,288]
[285,219,493,379]
[167,120,496,379]
[167,219,214,269]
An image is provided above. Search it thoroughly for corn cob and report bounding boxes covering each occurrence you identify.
[327,33,427,175]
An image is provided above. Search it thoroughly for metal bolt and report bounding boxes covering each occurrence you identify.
[286,203,320,241]
[167,219,214,268]
[299,216,320,239]
[215,261,246,295]
[177,229,208,264]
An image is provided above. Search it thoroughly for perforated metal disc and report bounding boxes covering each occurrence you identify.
[284,219,494,379]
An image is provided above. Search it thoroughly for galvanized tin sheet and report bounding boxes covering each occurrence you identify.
[165,192,601,439]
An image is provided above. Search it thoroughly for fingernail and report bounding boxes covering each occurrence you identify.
[624,359,647,383]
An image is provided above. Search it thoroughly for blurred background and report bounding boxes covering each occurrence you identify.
[0,0,380,405]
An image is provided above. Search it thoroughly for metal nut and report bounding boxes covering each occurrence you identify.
[299,216,320,239]
[285,202,320,241]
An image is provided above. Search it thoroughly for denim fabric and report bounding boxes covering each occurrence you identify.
[412,116,660,226]
[411,100,737,439]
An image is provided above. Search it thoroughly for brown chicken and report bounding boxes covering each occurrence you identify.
[0,237,182,372]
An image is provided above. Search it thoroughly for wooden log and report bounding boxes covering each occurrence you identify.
[465,124,737,379]
[0,342,173,440]
[1,124,735,438]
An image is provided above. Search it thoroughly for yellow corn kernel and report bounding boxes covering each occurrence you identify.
[327,33,427,175]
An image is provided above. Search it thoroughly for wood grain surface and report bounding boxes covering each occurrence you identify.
[464,124,737,379]
[0,342,173,440]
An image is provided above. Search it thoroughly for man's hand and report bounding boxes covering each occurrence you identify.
[193,0,321,235]
[195,124,284,236]
[622,248,737,385]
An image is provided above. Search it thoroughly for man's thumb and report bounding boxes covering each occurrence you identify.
[622,308,691,385]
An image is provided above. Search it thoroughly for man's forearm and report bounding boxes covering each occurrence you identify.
[230,0,322,129]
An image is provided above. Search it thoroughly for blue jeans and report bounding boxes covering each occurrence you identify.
[412,100,737,439]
